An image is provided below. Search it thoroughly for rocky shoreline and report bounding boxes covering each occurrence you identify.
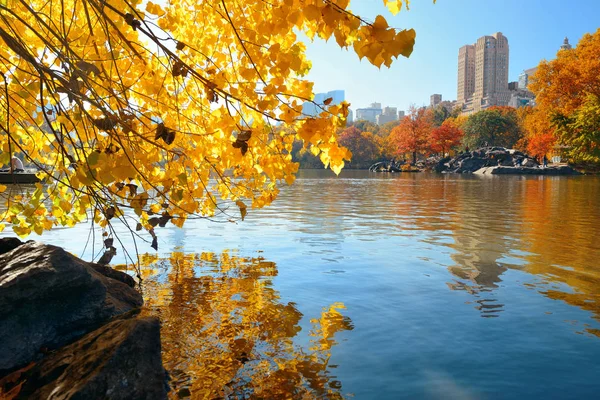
[434,147,581,175]
[0,238,168,399]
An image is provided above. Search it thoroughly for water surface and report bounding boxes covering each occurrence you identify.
[4,170,600,399]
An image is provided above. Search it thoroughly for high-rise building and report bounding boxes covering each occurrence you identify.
[430,94,442,107]
[457,33,510,114]
[457,45,475,106]
[560,37,572,51]
[356,102,383,123]
[518,67,538,90]
[376,106,398,125]
[398,110,405,119]
[302,90,345,117]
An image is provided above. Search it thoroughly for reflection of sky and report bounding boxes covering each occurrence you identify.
[2,172,600,398]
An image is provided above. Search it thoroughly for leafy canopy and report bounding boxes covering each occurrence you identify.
[0,0,429,240]
[529,29,600,164]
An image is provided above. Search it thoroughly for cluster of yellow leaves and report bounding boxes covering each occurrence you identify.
[0,0,425,239]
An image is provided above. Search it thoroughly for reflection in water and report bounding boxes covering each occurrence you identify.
[139,251,353,399]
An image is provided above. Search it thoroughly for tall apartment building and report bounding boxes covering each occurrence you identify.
[457,45,475,106]
[430,94,442,107]
[457,33,510,114]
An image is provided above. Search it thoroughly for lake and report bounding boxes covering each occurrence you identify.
[4,170,600,399]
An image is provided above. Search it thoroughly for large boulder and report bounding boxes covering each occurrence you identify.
[2,315,168,400]
[457,157,487,173]
[0,237,23,256]
[0,241,143,374]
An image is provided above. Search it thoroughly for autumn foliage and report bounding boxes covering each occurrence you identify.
[0,0,428,240]
[529,28,600,164]
[429,123,463,155]
[389,106,433,164]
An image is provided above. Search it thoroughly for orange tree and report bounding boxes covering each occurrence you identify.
[516,107,557,159]
[338,126,380,168]
[429,121,463,156]
[0,0,432,243]
[389,105,433,164]
[530,29,600,164]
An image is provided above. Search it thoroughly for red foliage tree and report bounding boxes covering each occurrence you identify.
[389,106,433,164]
[429,123,463,155]
[338,126,380,167]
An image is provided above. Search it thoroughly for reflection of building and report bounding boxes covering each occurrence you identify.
[376,106,398,125]
[302,90,345,117]
[458,32,510,114]
[356,102,382,123]
[430,94,442,107]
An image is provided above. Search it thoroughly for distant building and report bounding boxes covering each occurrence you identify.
[302,90,345,117]
[518,67,538,90]
[438,100,457,113]
[508,81,519,91]
[376,106,398,125]
[398,110,405,119]
[356,102,383,123]
[347,109,354,124]
[458,32,510,114]
[508,90,535,108]
[430,94,442,107]
[560,37,572,51]
[457,44,476,106]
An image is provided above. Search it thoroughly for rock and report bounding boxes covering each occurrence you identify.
[0,242,143,374]
[433,157,451,173]
[457,157,487,173]
[521,158,538,168]
[2,315,168,400]
[474,166,581,175]
[0,237,23,256]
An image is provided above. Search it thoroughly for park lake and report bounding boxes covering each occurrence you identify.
[3,170,600,398]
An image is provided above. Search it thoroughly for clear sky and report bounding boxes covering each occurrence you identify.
[304,0,600,112]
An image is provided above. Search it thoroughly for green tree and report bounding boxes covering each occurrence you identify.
[552,94,600,164]
[462,107,523,149]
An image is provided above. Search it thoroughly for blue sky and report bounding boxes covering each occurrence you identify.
[304,0,600,112]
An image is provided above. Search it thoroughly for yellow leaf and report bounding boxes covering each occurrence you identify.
[236,200,247,221]
[0,184,6,193]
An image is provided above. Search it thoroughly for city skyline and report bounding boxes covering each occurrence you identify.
[303,0,600,111]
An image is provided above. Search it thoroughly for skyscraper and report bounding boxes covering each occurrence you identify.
[457,45,475,106]
[457,33,510,114]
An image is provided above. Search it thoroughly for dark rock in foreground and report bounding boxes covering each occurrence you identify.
[474,165,582,175]
[0,237,23,256]
[3,315,168,400]
[0,241,143,374]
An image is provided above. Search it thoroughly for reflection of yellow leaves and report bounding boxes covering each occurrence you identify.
[140,251,352,399]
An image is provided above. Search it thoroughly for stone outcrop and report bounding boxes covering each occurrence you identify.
[437,147,540,174]
[0,241,143,374]
[474,165,581,175]
[1,315,168,400]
